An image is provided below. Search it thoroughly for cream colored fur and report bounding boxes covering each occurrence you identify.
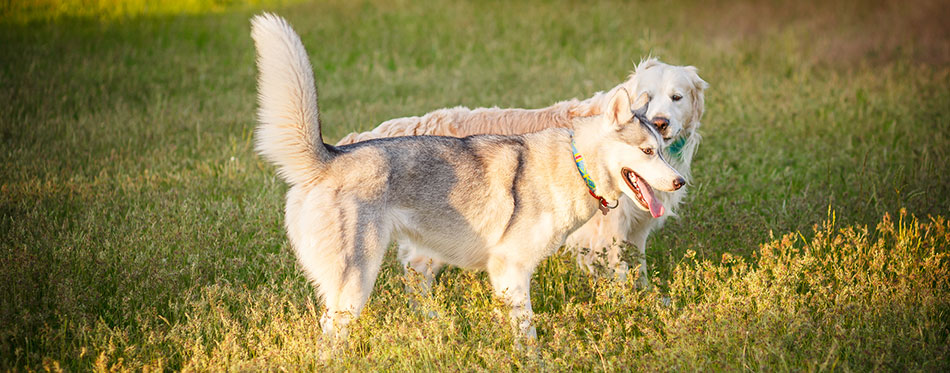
[250,13,684,338]
[339,59,708,286]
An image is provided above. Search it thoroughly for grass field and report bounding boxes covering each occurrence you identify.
[2,0,949,370]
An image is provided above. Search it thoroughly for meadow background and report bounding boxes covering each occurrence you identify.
[2,0,949,370]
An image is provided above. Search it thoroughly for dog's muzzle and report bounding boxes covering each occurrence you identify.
[652,117,670,133]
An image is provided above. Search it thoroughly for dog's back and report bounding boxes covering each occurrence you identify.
[336,100,588,145]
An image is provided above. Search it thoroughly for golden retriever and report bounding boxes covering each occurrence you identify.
[338,58,707,287]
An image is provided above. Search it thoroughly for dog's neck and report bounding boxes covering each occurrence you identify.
[570,136,616,214]
[664,128,697,182]
[568,118,623,203]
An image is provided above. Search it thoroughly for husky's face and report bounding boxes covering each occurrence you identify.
[601,90,685,218]
[632,59,708,143]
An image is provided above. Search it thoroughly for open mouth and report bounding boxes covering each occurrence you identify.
[621,167,665,218]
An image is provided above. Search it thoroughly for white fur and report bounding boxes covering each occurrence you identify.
[567,59,708,286]
[251,13,327,186]
[250,14,685,338]
[346,59,708,287]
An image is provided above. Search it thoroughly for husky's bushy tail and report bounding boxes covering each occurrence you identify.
[251,13,328,186]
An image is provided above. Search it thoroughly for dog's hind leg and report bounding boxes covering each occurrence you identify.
[290,196,391,338]
[320,227,390,338]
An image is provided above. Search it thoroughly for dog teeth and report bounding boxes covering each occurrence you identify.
[623,169,650,209]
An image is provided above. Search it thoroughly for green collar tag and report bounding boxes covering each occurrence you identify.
[668,137,687,160]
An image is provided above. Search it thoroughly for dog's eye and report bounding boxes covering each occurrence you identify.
[671,94,683,101]
[641,148,654,155]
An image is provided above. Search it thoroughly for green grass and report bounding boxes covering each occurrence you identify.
[0,0,303,22]
[2,0,948,370]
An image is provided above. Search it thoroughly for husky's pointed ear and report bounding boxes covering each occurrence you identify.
[607,87,633,127]
[631,92,650,111]
[630,92,650,124]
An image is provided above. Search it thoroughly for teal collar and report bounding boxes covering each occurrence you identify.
[570,136,616,215]
[668,137,687,159]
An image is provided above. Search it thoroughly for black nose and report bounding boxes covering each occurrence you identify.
[652,117,670,132]
[672,177,686,190]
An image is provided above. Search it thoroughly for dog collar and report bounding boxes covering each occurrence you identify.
[668,137,686,159]
[570,136,617,215]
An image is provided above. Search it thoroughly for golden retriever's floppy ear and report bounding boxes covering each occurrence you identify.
[606,87,633,126]
[685,66,708,131]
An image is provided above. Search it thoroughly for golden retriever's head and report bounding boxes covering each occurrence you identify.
[629,58,708,143]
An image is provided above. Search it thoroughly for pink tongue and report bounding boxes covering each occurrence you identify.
[635,176,665,218]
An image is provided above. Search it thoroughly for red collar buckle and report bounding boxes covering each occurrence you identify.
[588,189,615,215]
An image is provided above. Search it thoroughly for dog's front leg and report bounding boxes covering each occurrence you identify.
[487,256,537,338]
[606,240,630,282]
[398,241,445,318]
[398,241,445,294]
[628,228,651,290]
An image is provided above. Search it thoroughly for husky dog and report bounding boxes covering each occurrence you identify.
[337,59,707,287]
[250,14,684,337]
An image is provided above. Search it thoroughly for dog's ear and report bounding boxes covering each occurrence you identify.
[631,92,650,111]
[684,66,708,132]
[607,87,633,127]
[630,92,650,125]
